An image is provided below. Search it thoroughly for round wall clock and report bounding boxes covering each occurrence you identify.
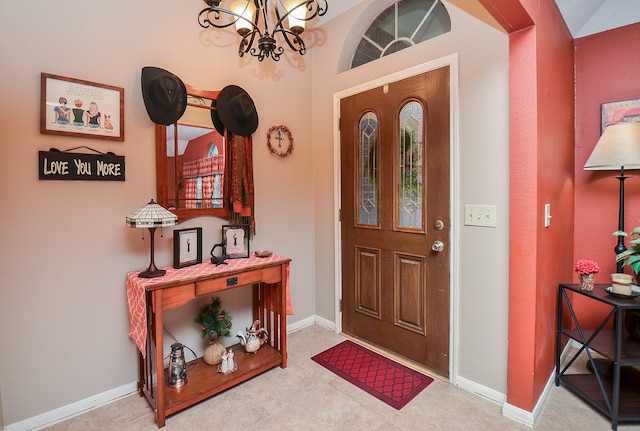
[267,125,293,158]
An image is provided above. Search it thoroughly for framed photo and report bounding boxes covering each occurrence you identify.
[222,225,250,259]
[41,73,124,141]
[173,227,203,268]
[601,98,640,132]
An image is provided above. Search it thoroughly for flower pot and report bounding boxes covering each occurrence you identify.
[579,272,595,291]
[203,339,226,365]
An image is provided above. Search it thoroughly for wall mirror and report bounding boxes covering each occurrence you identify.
[156,84,230,222]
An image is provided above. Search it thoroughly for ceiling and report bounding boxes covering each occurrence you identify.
[555,0,640,38]
[322,0,640,39]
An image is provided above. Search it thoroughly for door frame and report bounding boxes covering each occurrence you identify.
[332,53,460,383]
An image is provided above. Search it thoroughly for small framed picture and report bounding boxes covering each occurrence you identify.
[222,225,250,259]
[173,227,203,268]
[601,98,640,132]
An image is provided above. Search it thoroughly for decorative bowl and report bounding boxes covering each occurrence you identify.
[255,250,273,258]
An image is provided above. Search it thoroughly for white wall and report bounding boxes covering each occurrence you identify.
[0,0,316,427]
[311,0,510,396]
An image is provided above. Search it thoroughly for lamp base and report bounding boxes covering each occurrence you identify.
[137,227,166,278]
[138,268,166,278]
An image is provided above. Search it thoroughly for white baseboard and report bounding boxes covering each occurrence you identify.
[4,382,137,431]
[455,375,506,405]
[502,341,574,428]
[286,315,317,333]
[313,315,337,331]
[501,368,556,428]
[502,370,553,429]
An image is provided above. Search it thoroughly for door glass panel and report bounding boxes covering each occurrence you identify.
[358,112,378,226]
[350,0,451,69]
[398,101,423,229]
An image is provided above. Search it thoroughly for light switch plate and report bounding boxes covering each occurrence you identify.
[544,203,552,227]
[464,204,497,227]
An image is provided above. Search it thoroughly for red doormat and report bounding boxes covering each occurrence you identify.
[311,340,434,409]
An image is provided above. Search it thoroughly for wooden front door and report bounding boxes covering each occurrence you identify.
[340,67,450,376]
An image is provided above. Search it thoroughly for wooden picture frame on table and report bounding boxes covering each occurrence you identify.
[222,225,250,259]
[173,227,203,268]
[40,73,124,141]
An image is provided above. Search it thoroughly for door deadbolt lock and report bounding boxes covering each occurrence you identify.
[431,241,444,253]
[434,220,444,230]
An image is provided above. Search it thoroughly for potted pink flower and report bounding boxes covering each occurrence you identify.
[574,259,600,291]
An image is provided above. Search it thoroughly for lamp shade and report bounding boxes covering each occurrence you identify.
[126,199,177,228]
[584,122,640,171]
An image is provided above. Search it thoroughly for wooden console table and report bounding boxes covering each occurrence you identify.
[126,254,291,428]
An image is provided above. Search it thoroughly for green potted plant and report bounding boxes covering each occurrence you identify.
[614,228,640,341]
[614,227,640,278]
[195,297,232,365]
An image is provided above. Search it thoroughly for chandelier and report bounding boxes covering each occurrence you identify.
[198,0,328,61]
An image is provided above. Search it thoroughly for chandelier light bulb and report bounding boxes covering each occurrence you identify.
[229,1,256,36]
[284,0,308,34]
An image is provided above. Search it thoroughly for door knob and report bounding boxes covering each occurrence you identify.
[431,240,444,252]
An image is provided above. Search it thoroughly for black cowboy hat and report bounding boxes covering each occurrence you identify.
[211,85,259,136]
[141,67,187,126]
[210,98,225,136]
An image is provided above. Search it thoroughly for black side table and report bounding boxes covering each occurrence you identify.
[556,283,640,430]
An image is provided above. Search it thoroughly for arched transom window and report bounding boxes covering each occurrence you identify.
[351,0,451,69]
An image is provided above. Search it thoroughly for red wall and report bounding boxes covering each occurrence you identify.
[479,0,575,412]
[509,0,575,411]
[479,1,640,415]
[574,24,640,329]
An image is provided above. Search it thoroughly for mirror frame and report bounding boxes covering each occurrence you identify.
[155,84,230,222]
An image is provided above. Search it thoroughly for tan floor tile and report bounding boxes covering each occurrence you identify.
[39,324,640,431]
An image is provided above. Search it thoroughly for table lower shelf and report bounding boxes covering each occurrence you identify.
[559,373,640,420]
[149,343,283,418]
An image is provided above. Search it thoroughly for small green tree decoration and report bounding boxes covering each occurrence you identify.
[195,297,232,339]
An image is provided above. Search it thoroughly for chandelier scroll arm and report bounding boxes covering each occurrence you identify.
[198,1,263,36]
[272,27,306,55]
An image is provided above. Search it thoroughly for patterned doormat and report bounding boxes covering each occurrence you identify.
[311,340,434,409]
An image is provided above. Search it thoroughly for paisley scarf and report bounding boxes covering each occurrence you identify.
[230,133,255,235]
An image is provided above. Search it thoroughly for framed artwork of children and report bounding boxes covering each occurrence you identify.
[40,73,124,141]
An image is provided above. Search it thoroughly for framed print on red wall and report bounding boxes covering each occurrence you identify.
[601,98,640,132]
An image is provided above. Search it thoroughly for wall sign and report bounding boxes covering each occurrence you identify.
[39,148,125,181]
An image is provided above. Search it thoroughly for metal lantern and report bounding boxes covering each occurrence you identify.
[168,343,188,388]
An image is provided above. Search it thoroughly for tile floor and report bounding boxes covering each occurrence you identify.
[41,325,640,431]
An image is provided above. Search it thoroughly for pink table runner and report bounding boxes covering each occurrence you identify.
[126,254,292,357]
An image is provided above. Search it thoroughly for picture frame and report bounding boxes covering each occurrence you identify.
[601,98,640,132]
[173,227,203,268]
[221,224,250,259]
[41,72,124,141]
